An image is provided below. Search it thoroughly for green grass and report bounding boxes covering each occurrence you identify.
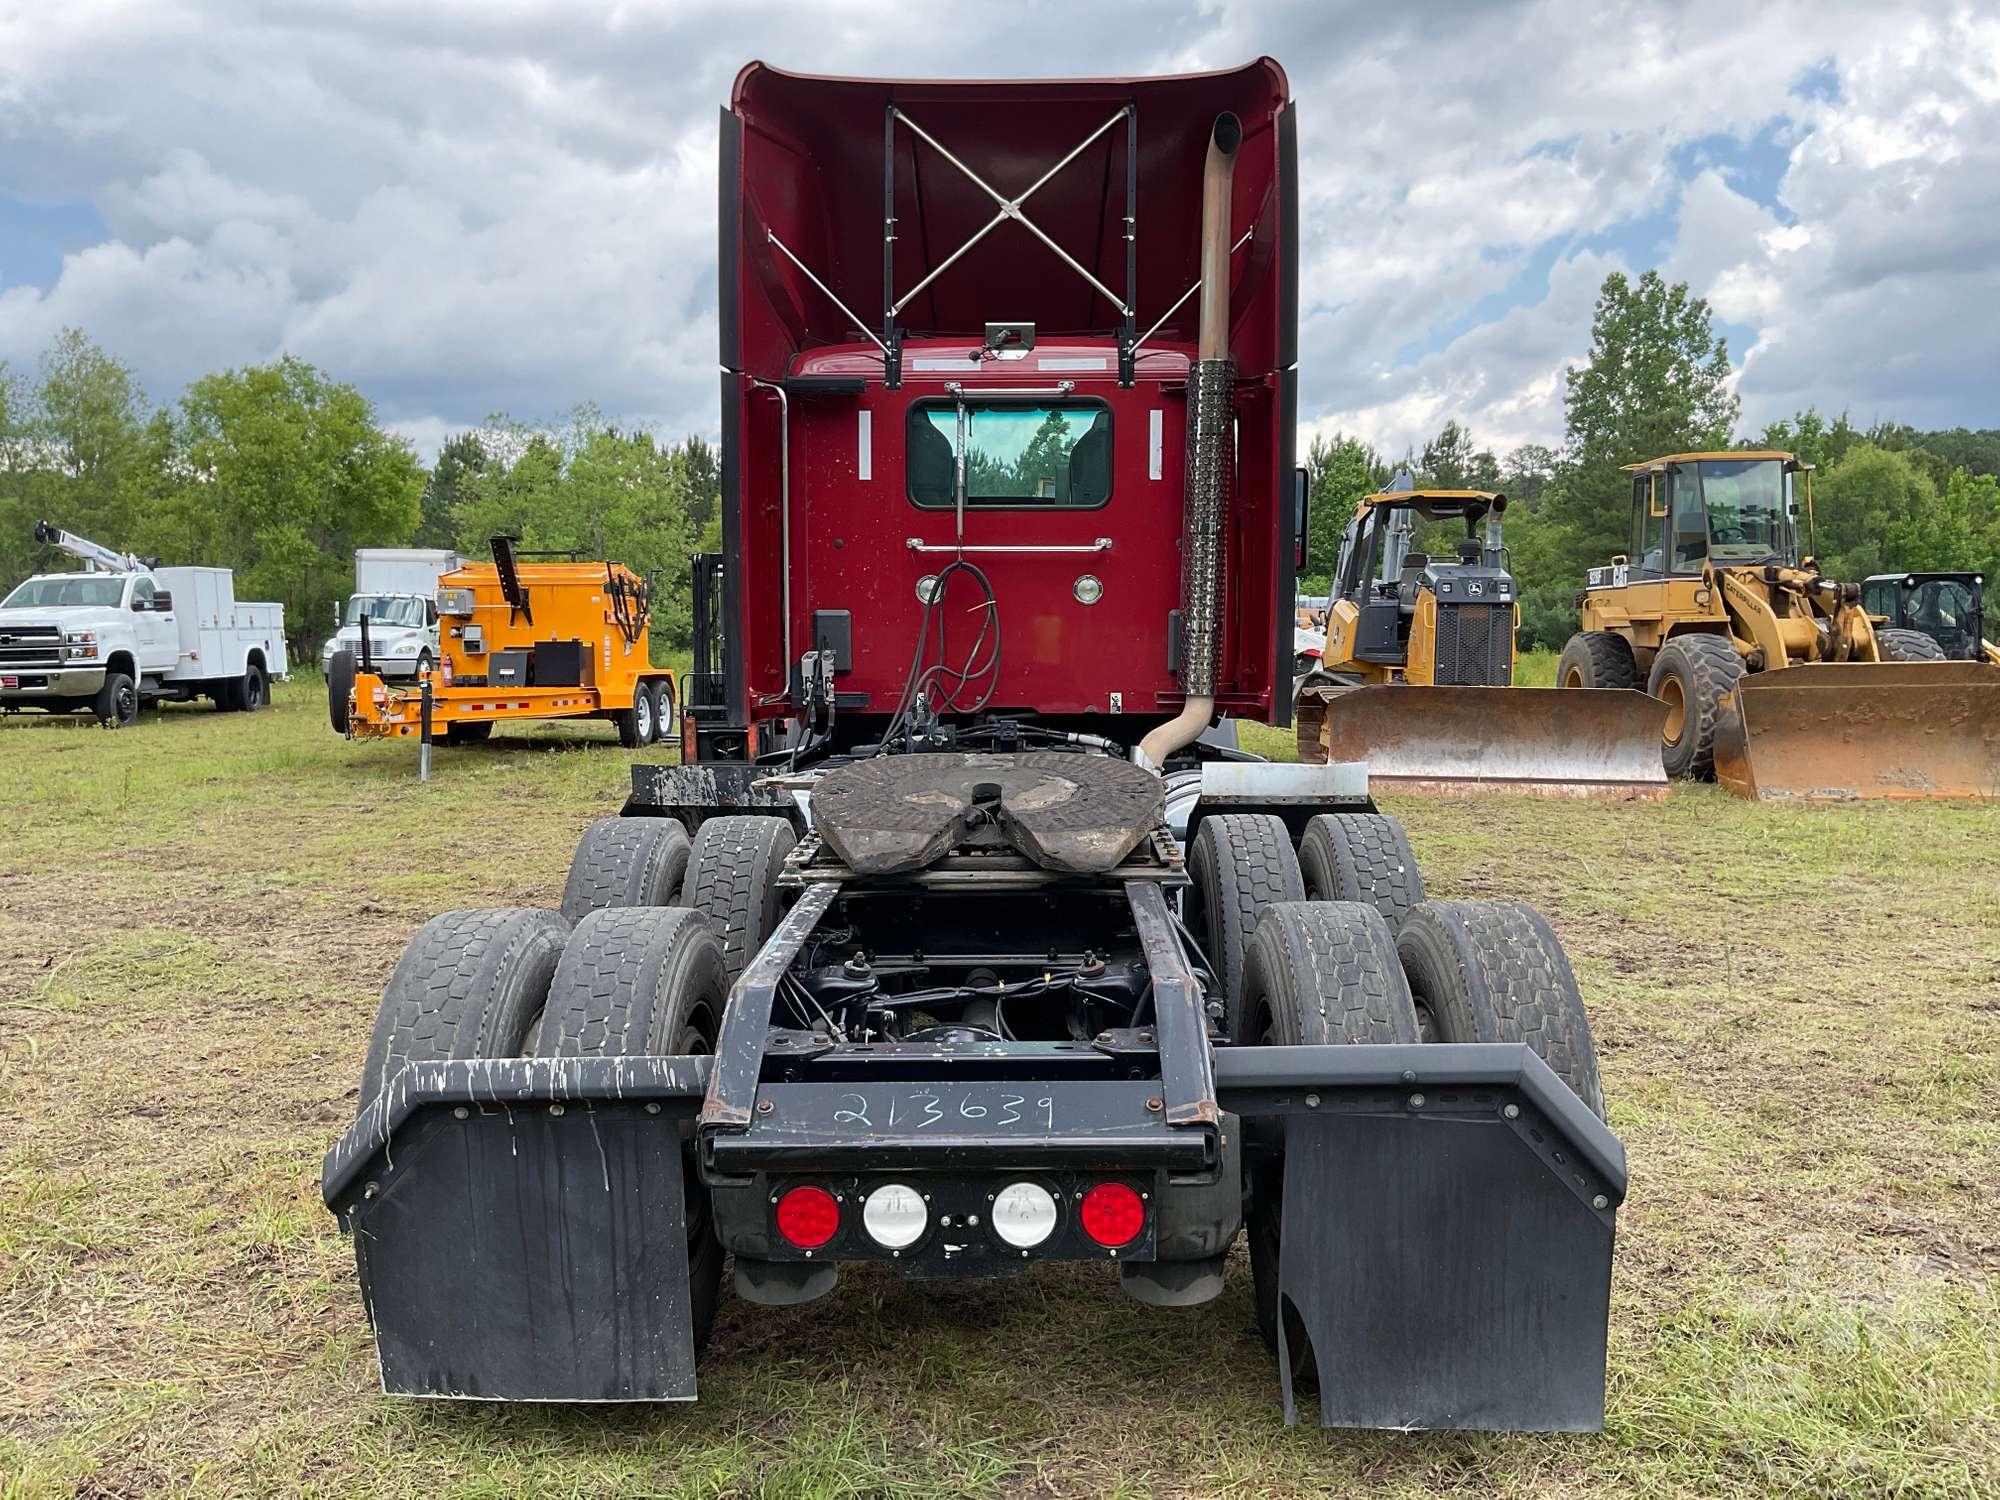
[3,682,1998,1497]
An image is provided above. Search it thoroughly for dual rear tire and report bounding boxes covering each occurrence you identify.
[1188,813,1604,1365]
[358,899,731,1353]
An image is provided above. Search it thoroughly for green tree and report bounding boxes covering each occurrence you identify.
[148,357,422,655]
[0,360,30,589]
[1301,431,1383,592]
[0,330,157,587]
[672,434,722,531]
[1805,443,1981,582]
[453,412,700,653]
[1552,270,1739,579]
[416,432,488,549]
[1500,444,1557,509]
[1418,419,1501,491]
[1754,407,1860,472]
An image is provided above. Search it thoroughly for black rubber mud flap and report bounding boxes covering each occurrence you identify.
[348,1098,698,1401]
[1275,1108,1614,1431]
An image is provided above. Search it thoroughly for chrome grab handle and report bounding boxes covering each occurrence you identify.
[905,538,1112,555]
[942,381,1076,398]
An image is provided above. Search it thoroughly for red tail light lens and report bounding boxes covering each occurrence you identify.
[1079,1182,1145,1248]
[775,1185,840,1249]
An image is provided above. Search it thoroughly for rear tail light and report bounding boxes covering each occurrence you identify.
[774,1185,840,1249]
[1079,1183,1144,1249]
[861,1183,927,1249]
[991,1182,1058,1248]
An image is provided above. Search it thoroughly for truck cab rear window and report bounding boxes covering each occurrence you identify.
[907,401,1112,509]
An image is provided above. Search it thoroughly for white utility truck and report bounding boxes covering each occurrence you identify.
[320,548,461,680]
[0,522,288,727]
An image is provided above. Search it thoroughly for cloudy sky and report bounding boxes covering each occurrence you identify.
[2,1,1994,465]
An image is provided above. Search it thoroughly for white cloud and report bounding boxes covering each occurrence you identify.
[0,0,1993,466]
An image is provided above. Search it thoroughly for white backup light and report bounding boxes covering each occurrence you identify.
[862,1183,928,1249]
[991,1181,1059,1248]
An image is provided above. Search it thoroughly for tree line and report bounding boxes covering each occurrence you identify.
[0,331,720,660]
[1303,269,2000,649]
[8,276,1995,666]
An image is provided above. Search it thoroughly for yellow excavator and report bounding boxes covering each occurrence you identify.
[1560,451,2000,800]
[1296,483,1668,797]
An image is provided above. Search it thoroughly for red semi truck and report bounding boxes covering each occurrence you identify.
[325,60,1625,1433]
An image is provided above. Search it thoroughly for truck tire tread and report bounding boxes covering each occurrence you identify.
[561,815,693,924]
[1297,813,1424,931]
[359,906,569,1111]
[680,815,797,980]
[1187,814,1306,1041]
[1396,899,1604,1118]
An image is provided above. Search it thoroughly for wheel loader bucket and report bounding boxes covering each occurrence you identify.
[1301,684,1669,799]
[1711,661,2000,801]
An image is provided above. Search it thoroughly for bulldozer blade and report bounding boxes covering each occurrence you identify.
[1711,661,2000,801]
[1305,684,1669,799]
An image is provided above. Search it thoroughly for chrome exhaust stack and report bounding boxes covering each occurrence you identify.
[1138,112,1241,771]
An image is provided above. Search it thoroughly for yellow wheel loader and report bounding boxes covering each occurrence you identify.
[1562,452,2000,800]
[1297,485,1668,797]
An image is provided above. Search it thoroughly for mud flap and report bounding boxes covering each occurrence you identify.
[1305,684,1669,799]
[1712,662,2000,801]
[324,1058,710,1401]
[1276,1112,1613,1430]
[1215,1043,1620,1433]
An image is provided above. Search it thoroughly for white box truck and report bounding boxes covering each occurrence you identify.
[0,523,288,727]
[321,548,462,681]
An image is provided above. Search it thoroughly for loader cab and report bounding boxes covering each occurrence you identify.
[1622,453,1807,579]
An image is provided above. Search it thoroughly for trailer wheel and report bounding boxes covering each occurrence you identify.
[358,907,569,1113]
[1877,627,1946,663]
[327,648,355,733]
[680,815,797,981]
[1396,900,1604,1118]
[561,815,692,924]
[1297,813,1424,931]
[1557,631,1639,689]
[94,670,139,729]
[1186,814,1304,1041]
[536,906,729,1350]
[1241,902,1420,1368]
[617,685,658,748]
[1646,634,1743,780]
[443,721,493,746]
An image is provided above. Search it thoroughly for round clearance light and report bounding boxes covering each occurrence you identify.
[861,1183,928,1249]
[1079,1182,1145,1249]
[991,1181,1059,1248]
[1073,574,1104,605]
[915,574,943,605]
[774,1185,841,1249]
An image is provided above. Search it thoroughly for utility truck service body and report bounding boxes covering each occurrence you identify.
[1,523,286,725]
[326,62,1626,1434]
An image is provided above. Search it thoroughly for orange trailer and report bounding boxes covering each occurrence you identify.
[328,540,677,748]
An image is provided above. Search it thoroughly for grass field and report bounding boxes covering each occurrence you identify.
[3,679,1997,1498]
